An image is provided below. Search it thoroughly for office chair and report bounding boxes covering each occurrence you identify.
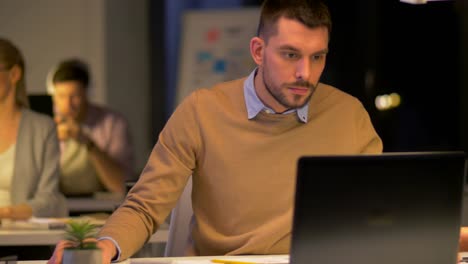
[28,94,53,117]
[164,177,193,257]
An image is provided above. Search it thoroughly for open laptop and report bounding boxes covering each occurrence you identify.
[290,152,466,264]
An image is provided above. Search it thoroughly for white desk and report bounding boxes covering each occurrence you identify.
[18,254,289,264]
[0,227,168,246]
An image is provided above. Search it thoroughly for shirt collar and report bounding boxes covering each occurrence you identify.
[243,68,309,123]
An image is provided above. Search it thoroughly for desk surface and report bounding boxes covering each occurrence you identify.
[18,254,289,264]
[0,226,168,246]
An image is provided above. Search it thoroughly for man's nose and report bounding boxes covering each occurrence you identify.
[62,98,73,111]
[295,58,311,81]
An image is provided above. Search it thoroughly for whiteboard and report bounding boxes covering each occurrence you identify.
[176,8,260,105]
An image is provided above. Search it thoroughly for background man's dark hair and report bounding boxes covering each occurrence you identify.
[257,0,332,41]
[52,59,90,89]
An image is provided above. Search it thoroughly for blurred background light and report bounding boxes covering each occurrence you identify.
[375,93,402,111]
[400,0,453,4]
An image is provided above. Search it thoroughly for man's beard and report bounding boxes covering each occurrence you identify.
[261,64,317,111]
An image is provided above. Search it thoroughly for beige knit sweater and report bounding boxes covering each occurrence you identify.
[99,77,383,260]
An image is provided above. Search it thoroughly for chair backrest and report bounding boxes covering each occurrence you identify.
[28,94,53,117]
[164,177,193,257]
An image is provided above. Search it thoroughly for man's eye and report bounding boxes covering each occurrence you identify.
[312,54,325,61]
[283,52,299,60]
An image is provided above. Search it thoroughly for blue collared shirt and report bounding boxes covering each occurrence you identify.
[243,69,309,123]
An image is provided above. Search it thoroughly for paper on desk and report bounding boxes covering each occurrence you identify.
[33,215,107,227]
[114,259,130,264]
[174,255,289,264]
[0,217,68,230]
[130,261,172,264]
[207,255,289,264]
[0,216,107,230]
[129,256,289,264]
[129,261,210,264]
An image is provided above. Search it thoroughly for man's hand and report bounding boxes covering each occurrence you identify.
[0,207,12,219]
[48,239,117,264]
[0,204,33,220]
[54,116,83,142]
[460,227,468,251]
[457,227,468,263]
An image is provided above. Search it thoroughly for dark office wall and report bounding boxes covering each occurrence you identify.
[376,1,460,152]
[150,0,166,144]
[325,0,462,152]
[459,0,468,152]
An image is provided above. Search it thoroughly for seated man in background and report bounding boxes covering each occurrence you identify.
[49,59,134,196]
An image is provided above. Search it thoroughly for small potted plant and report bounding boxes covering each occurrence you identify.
[62,220,102,264]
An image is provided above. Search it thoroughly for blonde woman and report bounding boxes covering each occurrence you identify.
[0,37,67,220]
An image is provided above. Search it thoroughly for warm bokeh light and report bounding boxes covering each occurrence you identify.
[375,93,401,111]
[400,0,453,4]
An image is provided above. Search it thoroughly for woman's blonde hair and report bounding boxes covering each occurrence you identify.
[0,37,29,108]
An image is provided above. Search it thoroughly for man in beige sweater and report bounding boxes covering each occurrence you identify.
[49,0,383,263]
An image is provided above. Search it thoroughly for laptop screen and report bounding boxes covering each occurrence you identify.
[290,152,466,264]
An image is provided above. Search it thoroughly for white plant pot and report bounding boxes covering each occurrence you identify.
[62,249,102,264]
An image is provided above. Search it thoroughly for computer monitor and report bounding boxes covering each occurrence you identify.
[290,152,466,264]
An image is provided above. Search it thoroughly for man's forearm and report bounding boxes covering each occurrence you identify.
[87,141,126,193]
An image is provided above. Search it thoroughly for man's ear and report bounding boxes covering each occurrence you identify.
[9,65,22,85]
[250,36,265,66]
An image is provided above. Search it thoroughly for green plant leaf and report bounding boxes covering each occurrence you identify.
[64,220,99,249]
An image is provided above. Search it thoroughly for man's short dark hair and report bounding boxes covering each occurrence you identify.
[52,59,90,89]
[257,0,332,41]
